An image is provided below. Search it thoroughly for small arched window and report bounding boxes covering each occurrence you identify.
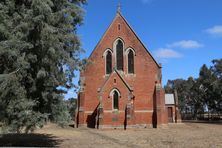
[128,50,134,73]
[116,40,123,71]
[113,91,119,110]
[106,51,112,74]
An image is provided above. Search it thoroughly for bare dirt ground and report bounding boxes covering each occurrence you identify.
[0,122,222,147]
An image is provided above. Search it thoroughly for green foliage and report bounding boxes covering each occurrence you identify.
[50,96,72,127]
[65,98,77,120]
[49,98,77,127]
[165,59,222,119]
[0,0,86,133]
[0,75,47,133]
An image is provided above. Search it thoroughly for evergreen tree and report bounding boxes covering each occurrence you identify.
[0,0,86,133]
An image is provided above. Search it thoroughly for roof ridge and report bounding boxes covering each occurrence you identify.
[114,68,132,91]
[117,13,161,68]
[98,71,114,93]
[88,13,120,60]
[98,68,132,93]
[87,12,161,69]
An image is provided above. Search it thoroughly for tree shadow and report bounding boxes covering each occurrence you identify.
[0,133,62,147]
[183,120,222,125]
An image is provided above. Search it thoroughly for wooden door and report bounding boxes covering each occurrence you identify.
[168,107,173,123]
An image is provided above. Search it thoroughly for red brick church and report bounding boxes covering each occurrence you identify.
[76,9,168,128]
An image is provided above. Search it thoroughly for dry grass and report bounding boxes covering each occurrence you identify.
[0,122,222,147]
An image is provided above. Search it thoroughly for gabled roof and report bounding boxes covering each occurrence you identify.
[98,68,133,93]
[117,12,161,68]
[88,13,118,59]
[88,11,161,68]
[165,94,175,105]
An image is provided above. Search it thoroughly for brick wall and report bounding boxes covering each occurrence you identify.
[76,12,167,128]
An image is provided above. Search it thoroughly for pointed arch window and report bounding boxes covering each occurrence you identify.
[106,51,112,74]
[128,50,134,74]
[116,40,123,71]
[113,91,119,110]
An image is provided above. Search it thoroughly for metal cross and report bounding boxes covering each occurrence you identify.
[117,1,121,13]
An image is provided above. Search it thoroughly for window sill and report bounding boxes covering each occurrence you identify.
[127,73,136,77]
[112,109,119,114]
[104,74,111,77]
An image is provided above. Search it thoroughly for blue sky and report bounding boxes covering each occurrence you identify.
[65,0,222,99]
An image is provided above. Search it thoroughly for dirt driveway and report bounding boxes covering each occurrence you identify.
[0,122,221,147]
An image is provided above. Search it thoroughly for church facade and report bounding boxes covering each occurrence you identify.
[76,10,168,128]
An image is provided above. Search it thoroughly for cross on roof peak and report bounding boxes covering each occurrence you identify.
[117,1,121,13]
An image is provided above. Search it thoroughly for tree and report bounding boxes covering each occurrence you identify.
[165,59,222,120]
[165,78,194,113]
[0,0,86,133]
[65,98,77,120]
[198,64,215,116]
[210,59,222,116]
[0,73,46,133]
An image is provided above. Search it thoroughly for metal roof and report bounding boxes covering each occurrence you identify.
[165,94,175,105]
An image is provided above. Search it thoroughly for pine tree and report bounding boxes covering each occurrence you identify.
[0,0,86,133]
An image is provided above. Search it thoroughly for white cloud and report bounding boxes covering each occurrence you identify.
[154,48,182,59]
[205,25,222,36]
[167,40,203,49]
[141,0,153,4]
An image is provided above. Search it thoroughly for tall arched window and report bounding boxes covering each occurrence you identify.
[106,51,112,74]
[116,40,123,71]
[128,50,134,73]
[113,91,119,110]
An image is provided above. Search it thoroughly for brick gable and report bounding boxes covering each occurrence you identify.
[76,11,167,129]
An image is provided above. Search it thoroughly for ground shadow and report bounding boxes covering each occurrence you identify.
[86,104,99,128]
[183,120,222,125]
[0,133,62,147]
[152,91,157,128]
[69,124,75,128]
[124,106,127,130]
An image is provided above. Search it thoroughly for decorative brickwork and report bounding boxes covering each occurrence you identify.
[76,11,168,129]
